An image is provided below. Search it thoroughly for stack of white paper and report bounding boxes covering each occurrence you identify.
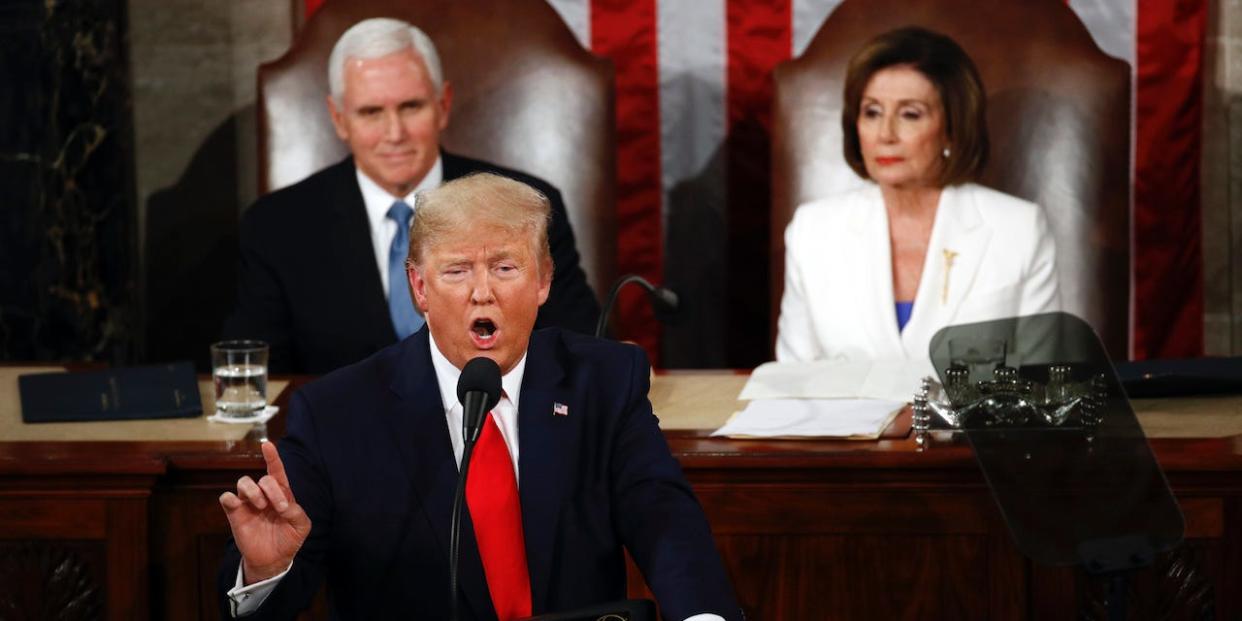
[739,359,932,403]
[711,398,904,439]
[711,360,930,439]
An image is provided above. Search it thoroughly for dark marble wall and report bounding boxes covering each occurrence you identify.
[0,0,137,363]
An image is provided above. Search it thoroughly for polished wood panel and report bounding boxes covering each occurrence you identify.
[656,425,1242,620]
[0,374,1240,619]
[0,487,154,619]
[0,540,106,618]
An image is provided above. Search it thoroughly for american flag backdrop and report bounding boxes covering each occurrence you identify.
[305,0,1206,366]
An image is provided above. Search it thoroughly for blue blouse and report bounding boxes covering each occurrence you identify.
[895,301,914,332]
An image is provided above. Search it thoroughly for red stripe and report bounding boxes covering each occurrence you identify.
[304,0,324,18]
[726,0,791,365]
[1133,0,1205,358]
[591,0,663,364]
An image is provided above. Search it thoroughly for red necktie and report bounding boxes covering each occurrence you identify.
[466,412,532,620]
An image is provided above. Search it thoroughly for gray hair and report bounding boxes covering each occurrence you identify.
[328,18,444,104]
[406,173,553,276]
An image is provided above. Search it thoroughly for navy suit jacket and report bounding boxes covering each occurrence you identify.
[221,153,601,374]
[219,327,741,621]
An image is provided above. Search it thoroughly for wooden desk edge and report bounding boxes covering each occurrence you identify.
[2,375,1241,476]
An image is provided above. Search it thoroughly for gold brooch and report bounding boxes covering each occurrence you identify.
[942,249,959,304]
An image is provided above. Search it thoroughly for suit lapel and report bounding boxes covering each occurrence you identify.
[332,157,398,344]
[383,329,494,620]
[516,330,575,614]
[902,184,992,355]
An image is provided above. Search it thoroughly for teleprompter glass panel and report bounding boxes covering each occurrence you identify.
[928,312,1183,568]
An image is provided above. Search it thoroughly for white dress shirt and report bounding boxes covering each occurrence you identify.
[429,331,526,479]
[356,157,443,297]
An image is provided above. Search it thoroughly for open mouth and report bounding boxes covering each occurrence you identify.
[471,318,498,343]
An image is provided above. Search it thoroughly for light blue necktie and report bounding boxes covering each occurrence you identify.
[387,201,423,339]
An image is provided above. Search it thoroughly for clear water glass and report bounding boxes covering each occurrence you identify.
[210,340,269,417]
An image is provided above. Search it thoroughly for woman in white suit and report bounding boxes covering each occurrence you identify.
[776,27,1060,363]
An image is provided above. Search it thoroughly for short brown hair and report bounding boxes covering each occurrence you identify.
[405,173,553,276]
[841,26,988,186]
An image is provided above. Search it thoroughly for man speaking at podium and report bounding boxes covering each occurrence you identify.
[217,174,740,620]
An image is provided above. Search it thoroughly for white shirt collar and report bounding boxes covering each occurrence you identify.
[427,330,527,418]
[356,155,444,233]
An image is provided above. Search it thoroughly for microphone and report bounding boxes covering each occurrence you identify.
[449,356,501,621]
[594,274,681,339]
[457,356,502,444]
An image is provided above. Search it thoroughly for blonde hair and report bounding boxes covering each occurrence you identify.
[405,173,552,275]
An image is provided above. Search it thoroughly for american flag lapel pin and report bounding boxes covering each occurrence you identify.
[553,402,569,416]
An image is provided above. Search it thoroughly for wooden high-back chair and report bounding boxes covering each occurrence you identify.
[257,0,616,299]
[771,0,1131,359]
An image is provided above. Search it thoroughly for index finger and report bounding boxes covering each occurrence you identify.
[261,441,294,498]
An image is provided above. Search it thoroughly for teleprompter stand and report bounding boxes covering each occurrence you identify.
[917,313,1185,620]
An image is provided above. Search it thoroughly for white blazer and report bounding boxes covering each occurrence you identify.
[775,182,1061,365]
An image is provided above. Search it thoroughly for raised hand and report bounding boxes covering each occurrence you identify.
[219,440,313,584]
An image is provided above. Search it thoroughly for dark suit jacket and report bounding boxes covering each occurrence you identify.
[219,328,741,620]
[221,153,600,374]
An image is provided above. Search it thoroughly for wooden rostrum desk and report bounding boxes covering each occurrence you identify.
[2,368,1241,620]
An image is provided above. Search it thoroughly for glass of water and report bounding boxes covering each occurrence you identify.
[211,340,269,417]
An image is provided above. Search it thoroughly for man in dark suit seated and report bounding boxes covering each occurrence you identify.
[222,17,600,374]
[217,173,740,620]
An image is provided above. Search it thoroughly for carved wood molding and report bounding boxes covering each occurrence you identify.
[0,542,103,620]
[1152,543,1216,620]
[1079,542,1216,620]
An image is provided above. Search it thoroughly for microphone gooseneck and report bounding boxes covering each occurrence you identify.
[594,274,681,339]
[449,356,502,621]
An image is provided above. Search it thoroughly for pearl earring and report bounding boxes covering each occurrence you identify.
[942,146,951,158]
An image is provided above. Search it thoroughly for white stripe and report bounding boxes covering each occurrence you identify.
[657,0,726,205]
[1068,0,1136,63]
[1069,0,1137,357]
[792,0,843,57]
[545,0,591,50]
[657,0,728,365]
